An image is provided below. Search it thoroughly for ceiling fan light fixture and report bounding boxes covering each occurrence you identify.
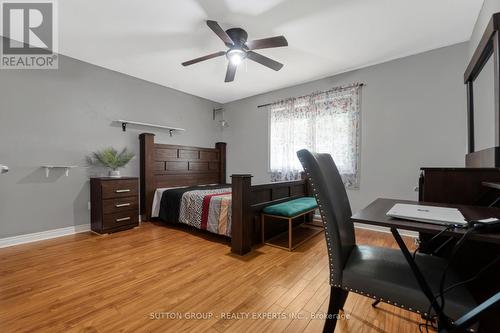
[182,21,287,82]
[226,48,246,66]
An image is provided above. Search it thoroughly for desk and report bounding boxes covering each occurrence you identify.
[352,198,500,332]
[352,198,500,244]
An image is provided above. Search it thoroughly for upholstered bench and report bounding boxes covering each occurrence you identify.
[261,197,322,251]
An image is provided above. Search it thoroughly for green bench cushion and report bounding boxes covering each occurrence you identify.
[262,197,318,218]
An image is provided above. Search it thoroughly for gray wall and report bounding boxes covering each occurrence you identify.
[0,40,471,238]
[467,1,499,152]
[468,0,500,60]
[473,56,496,151]
[221,43,469,213]
[0,41,221,237]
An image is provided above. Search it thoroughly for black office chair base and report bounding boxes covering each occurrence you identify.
[323,286,349,333]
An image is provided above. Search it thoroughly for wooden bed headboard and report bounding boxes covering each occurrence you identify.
[139,133,226,219]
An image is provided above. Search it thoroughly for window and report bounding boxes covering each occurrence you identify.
[269,84,361,189]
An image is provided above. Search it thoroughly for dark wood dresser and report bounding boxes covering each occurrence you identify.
[90,177,139,234]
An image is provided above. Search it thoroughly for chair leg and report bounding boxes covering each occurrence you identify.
[372,299,381,308]
[323,286,349,333]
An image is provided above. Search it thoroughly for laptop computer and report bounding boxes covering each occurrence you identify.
[386,203,468,226]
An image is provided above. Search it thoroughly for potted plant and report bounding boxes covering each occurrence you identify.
[89,147,135,178]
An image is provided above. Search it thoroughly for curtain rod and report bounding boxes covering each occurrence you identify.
[257,83,364,109]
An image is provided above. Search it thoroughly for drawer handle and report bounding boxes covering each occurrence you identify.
[115,203,131,208]
[115,189,131,193]
[116,217,131,222]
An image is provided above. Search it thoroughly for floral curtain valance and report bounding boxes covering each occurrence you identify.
[269,83,362,189]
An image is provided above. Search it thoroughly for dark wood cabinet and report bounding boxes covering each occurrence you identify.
[90,177,139,234]
[419,167,500,205]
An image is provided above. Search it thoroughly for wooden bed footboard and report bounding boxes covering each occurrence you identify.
[231,174,311,255]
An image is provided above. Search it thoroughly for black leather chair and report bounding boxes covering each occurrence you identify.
[296,149,477,332]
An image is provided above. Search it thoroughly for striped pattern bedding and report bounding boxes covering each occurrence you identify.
[159,186,232,237]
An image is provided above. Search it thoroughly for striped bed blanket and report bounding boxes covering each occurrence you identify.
[158,185,232,237]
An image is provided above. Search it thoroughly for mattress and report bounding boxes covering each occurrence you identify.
[155,185,232,237]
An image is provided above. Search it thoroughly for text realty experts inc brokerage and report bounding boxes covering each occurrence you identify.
[149,311,351,321]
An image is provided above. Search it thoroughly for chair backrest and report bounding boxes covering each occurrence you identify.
[297,149,356,285]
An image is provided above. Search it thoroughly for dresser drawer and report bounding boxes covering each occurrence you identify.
[102,180,138,199]
[103,211,138,229]
[102,196,138,214]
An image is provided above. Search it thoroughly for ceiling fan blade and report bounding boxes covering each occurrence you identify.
[245,36,288,50]
[246,51,283,71]
[225,62,237,82]
[207,20,234,46]
[182,51,226,66]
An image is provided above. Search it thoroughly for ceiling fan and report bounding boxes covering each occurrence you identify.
[182,20,288,82]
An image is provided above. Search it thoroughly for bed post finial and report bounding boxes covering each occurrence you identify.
[215,142,227,184]
[231,174,253,255]
[139,133,155,219]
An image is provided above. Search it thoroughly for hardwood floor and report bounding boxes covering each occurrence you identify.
[0,222,424,333]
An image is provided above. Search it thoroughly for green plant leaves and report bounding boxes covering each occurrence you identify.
[89,147,135,170]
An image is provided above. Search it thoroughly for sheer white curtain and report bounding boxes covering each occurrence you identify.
[269,84,361,189]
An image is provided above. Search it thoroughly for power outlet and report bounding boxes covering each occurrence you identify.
[87,202,91,210]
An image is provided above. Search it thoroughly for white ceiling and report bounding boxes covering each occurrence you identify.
[57,0,483,103]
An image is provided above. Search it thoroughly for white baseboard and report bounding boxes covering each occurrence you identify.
[354,222,418,238]
[313,214,417,238]
[0,217,417,249]
[0,224,91,248]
